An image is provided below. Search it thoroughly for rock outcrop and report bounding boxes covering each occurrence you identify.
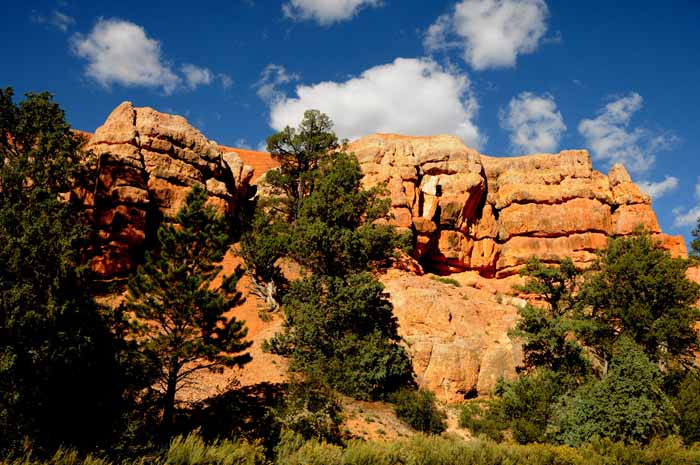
[84,102,253,278]
[349,134,686,277]
[382,269,523,402]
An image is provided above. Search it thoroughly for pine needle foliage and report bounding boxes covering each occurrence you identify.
[127,186,251,432]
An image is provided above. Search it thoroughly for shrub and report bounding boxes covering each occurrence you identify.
[674,374,700,444]
[429,276,461,287]
[272,379,343,443]
[389,389,446,434]
[458,401,505,441]
[551,338,674,446]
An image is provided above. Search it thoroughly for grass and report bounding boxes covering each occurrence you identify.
[429,275,461,287]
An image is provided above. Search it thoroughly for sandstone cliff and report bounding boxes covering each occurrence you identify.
[83,102,253,278]
[348,134,686,277]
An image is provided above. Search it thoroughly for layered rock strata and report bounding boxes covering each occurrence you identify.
[348,134,686,277]
[84,102,253,278]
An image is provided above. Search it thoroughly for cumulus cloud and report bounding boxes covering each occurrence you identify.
[181,64,233,90]
[255,64,301,103]
[283,0,381,25]
[424,0,549,70]
[268,57,483,148]
[578,92,677,175]
[499,91,565,153]
[71,19,180,93]
[72,19,231,94]
[637,176,679,199]
[673,178,700,227]
[31,10,76,32]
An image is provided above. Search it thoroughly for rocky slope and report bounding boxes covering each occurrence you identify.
[82,102,254,278]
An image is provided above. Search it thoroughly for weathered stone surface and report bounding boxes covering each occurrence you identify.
[348,134,486,227]
[612,203,661,235]
[346,134,683,277]
[497,198,612,240]
[382,269,522,401]
[497,233,609,277]
[86,102,252,278]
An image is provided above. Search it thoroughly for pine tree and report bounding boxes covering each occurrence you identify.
[127,186,251,433]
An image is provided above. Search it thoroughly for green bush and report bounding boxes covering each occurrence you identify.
[674,373,700,445]
[5,435,700,465]
[389,389,446,434]
[272,379,343,443]
[429,276,461,287]
[551,338,674,446]
[162,433,267,465]
[489,370,572,444]
[458,401,505,441]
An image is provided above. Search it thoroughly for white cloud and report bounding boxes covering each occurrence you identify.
[637,176,679,199]
[71,19,232,94]
[31,10,76,32]
[673,206,700,228]
[181,64,232,90]
[578,92,676,175]
[673,178,700,228]
[499,91,565,153]
[282,0,381,25]
[424,0,549,70]
[71,19,180,93]
[269,57,483,148]
[220,74,234,89]
[255,64,301,103]
[181,64,212,88]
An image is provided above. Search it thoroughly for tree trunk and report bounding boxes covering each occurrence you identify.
[162,362,179,436]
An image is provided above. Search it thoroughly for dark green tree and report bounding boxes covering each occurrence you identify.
[267,272,413,400]
[127,186,251,433]
[511,258,589,377]
[0,89,129,453]
[552,337,675,446]
[264,109,340,223]
[691,220,700,261]
[289,151,404,277]
[674,373,700,444]
[577,232,700,370]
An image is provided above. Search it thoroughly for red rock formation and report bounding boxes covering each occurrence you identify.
[348,134,686,277]
[84,102,253,278]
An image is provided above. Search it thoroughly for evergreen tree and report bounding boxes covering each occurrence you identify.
[264,109,340,223]
[511,258,589,377]
[577,232,700,369]
[552,338,675,446]
[248,110,413,400]
[690,220,700,261]
[267,272,413,400]
[0,88,128,453]
[127,186,251,433]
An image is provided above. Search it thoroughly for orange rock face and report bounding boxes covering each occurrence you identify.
[85,102,253,278]
[382,269,523,401]
[348,134,686,277]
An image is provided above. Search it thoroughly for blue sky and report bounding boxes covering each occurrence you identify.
[2,0,699,240]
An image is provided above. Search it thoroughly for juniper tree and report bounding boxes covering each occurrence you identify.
[127,186,251,433]
[577,232,700,370]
